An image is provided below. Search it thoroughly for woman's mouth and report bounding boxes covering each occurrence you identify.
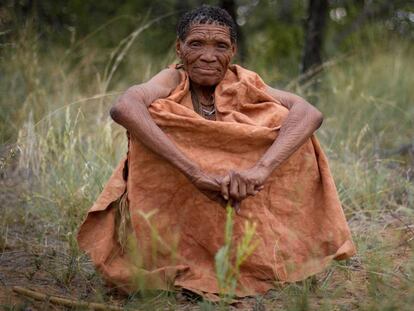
[194,67,218,74]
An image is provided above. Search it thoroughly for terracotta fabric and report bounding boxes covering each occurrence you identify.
[77,64,357,299]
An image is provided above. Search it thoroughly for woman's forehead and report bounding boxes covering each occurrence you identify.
[185,23,231,40]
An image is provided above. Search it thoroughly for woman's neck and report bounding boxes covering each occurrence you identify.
[190,81,215,102]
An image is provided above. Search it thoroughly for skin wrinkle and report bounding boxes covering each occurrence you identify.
[110,22,323,212]
[176,24,235,97]
[111,74,200,182]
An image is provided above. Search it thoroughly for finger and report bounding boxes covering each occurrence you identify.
[252,185,265,195]
[234,199,241,214]
[229,171,240,200]
[239,179,247,200]
[230,198,241,214]
[221,175,230,200]
[256,184,265,190]
[246,183,256,196]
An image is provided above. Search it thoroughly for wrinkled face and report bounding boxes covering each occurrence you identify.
[176,23,236,86]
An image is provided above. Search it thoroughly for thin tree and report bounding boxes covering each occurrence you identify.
[300,0,329,75]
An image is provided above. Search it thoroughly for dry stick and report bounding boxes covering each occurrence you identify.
[12,286,126,311]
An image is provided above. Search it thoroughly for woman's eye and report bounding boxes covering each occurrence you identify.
[217,43,229,50]
[190,41,202,47]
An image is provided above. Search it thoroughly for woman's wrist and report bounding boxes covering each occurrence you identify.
[175,158,201,182]
[254,159,276,178]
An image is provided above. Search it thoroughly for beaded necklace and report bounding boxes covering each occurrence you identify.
[190,88,216,121]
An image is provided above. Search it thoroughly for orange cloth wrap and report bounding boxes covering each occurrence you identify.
[77,64,356,299]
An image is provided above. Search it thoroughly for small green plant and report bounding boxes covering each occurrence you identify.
[214,202,258,305]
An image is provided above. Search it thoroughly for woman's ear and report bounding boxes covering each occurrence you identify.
[175,38,182,59]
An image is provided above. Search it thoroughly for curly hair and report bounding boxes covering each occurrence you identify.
[176,5,237,43]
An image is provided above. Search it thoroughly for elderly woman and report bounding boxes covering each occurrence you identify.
[77,5,356,301]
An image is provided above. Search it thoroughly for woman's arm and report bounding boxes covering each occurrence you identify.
[110,68,225,203]
[221,85,323,211]
[256,85,324,171]
[110,68,200,180]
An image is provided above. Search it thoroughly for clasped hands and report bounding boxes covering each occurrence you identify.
[190,165,269,213]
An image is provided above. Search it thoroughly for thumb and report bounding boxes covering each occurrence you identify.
[221,175,230,200]
[256,184,265,190]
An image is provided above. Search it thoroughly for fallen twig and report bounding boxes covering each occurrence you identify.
[12,286,125,310]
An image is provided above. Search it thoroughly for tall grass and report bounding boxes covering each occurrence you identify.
[1,21,414,310]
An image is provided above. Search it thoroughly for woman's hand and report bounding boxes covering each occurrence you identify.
[220,166,269,213]
[188,166,269,211]
[189,170,227,207]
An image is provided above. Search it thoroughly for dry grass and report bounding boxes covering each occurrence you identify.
[1,21,414,310]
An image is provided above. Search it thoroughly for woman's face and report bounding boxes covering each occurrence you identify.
[176,23,236,87]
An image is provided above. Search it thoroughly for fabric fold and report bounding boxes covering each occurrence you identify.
[77,64,357,299]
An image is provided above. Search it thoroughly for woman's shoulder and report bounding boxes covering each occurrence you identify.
[145,66,182,92]
[226,64,268,90]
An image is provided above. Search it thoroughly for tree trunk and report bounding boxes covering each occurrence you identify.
[220,0,246,63]
[300,0,329,75]
[279,0,294,23]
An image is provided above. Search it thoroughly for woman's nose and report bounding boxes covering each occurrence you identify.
[199,48,217,62]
